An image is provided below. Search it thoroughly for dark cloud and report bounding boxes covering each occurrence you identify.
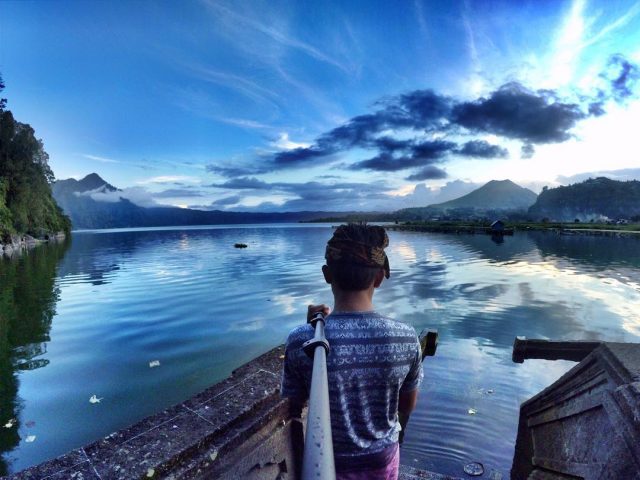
[153,188,204,198]
[350,140,455,172]
[261,56,638,175]
[456,140,508,158]
[210,177,270,189]
[604,54,640,102]
[272,90,451,166]
[452,82,585,143]
[206,164,266,178]
[210,195,242,206]
[520,143,535,159]
[406,166,448,181]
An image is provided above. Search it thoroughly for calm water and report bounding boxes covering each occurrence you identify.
[1,225,640,477]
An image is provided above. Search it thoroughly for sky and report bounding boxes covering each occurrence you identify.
[1,0,640,212]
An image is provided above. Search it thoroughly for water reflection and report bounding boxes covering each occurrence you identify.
[0,240,70,476]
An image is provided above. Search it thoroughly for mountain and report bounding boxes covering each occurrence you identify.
[528,177,640,222]
[397,179,538,219]
[52,173,366,229]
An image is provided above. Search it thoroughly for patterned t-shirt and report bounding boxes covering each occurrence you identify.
[281,311,423,467]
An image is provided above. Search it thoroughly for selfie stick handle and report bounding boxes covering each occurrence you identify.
[301,312,336,480]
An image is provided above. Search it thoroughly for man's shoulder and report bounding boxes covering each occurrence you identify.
[285,323,314,347]
[329,311,418,338]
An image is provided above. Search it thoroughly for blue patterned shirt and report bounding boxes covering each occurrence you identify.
[281,311,423,465]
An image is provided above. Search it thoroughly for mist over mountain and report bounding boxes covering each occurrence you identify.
[52,174,367,229]
[397,179,538,219]
[528,177,640,221]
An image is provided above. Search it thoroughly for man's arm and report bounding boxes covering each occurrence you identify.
[398,389,418,444]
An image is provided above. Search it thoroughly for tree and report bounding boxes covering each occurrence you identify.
[0,75,70,237]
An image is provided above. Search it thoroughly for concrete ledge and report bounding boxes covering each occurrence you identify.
[3,346,289,480]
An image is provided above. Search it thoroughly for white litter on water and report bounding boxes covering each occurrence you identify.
[25,435,37,443]
[89,395,103,404]
[146,468,155,477]
[463,462,484,476]
[486,389,495,394]
[468,408,477,415]
[149,360,161,368]
[4,419,16,428]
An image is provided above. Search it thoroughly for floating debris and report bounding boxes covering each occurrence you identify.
[468,408,477,415]
[146,467,155,477]
[209,449,218,461]
[149,360,161,368]
[486,389,495,394]
[234,243,248,248]
[463,462,484,476]
[89,395,103,404]
[4,418,16,429]
[279,354,285,359]
[25,435,37,443]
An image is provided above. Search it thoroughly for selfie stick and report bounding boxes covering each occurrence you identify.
[301,311,336,480]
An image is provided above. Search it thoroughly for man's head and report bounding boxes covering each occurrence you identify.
[323,223,390,292]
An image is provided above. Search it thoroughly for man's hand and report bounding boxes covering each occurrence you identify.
[307,304,331,323]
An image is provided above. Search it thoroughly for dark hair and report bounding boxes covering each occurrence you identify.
[327,261,381,291]
[326,223,388,291]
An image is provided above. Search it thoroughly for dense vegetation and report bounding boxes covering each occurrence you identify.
[0,76,70,238]
[528,177,640,222]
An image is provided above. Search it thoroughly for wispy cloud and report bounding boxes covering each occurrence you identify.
[545,0,587,89]
[201,0,351,74]
[83,154,122,164]
[582,2,640,49]
[136,175,202,185]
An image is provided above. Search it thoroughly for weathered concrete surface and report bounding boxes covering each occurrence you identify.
[3,345,450,479]
[511,342,640,480]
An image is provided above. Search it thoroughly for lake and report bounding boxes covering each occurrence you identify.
[1,224,640,477]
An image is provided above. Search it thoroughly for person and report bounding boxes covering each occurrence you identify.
[281,223,424,480]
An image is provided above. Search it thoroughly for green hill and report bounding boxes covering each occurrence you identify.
[399,179,537,219]
[0,78,70,239]
[528,177,640,221]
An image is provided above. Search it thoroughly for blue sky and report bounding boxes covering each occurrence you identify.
[2,0,640,211]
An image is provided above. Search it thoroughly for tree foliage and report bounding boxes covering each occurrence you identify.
[0,76,70,237]
[528,177,640,222]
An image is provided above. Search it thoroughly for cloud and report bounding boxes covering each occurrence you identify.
[272,90,452,166]
[520,143,535,159]
[350,140,455,172]
[206,164,266,178]
[136,175,202,185]
[603,54,640,101]
[83,154,122,164]
[456,140,509,158]
[557,168,640,185]
[210,177,271,189]
[245,55,638,180]
[452,82,586,143]
[80,186,158,208]
[153,188,205,198]
[202,0,351,74]
[406,166,448,181]
[271,132,311,150]
[210,195,242,206]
